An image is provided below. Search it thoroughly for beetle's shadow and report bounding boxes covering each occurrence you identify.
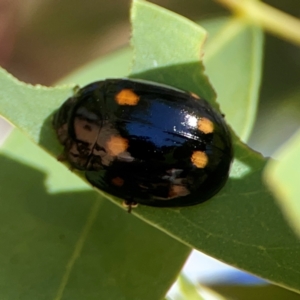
[0,153,189,299]
[39,113,64,158]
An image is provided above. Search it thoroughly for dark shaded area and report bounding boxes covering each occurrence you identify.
[0,153,189,300]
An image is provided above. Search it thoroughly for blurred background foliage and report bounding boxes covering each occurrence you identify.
[1,0,300,157]
[1,0,300,299]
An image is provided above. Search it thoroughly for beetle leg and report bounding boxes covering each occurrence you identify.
[57,152,75,171]
[72,85,81,95]
[57,152,67,162]
[122,198,138,213]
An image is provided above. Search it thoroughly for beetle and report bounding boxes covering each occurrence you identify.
[53,78,233,210]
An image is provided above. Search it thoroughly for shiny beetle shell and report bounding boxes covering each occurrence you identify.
[53,79,233,207]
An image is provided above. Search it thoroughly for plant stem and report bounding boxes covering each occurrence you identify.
[215,0,300,46]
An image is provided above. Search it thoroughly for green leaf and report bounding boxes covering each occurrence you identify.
[0,0,300,295]
[131,0,206,70]
[264,129,300,237]
[0,129,189,300]
[207,284,300,300]
[59,47,132,86]
[202,17,263,141]
[0,68,73,145]
[130,0,215,105]
[249,88,300,156]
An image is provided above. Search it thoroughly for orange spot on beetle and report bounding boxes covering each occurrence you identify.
[197,117,214,134]
[106,136,129,156]
[112,177,124,187]
[191,151,208,168]
[168,185,190,198]
[115,89,140,105]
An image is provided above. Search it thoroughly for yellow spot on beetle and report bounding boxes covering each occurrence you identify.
[190,92,200,99]
[191,151,208,168]
[115,89,140,105]
[197,118,214,134]
[106,136,129,156]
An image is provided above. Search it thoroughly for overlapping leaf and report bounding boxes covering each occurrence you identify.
[0,0,299,295]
